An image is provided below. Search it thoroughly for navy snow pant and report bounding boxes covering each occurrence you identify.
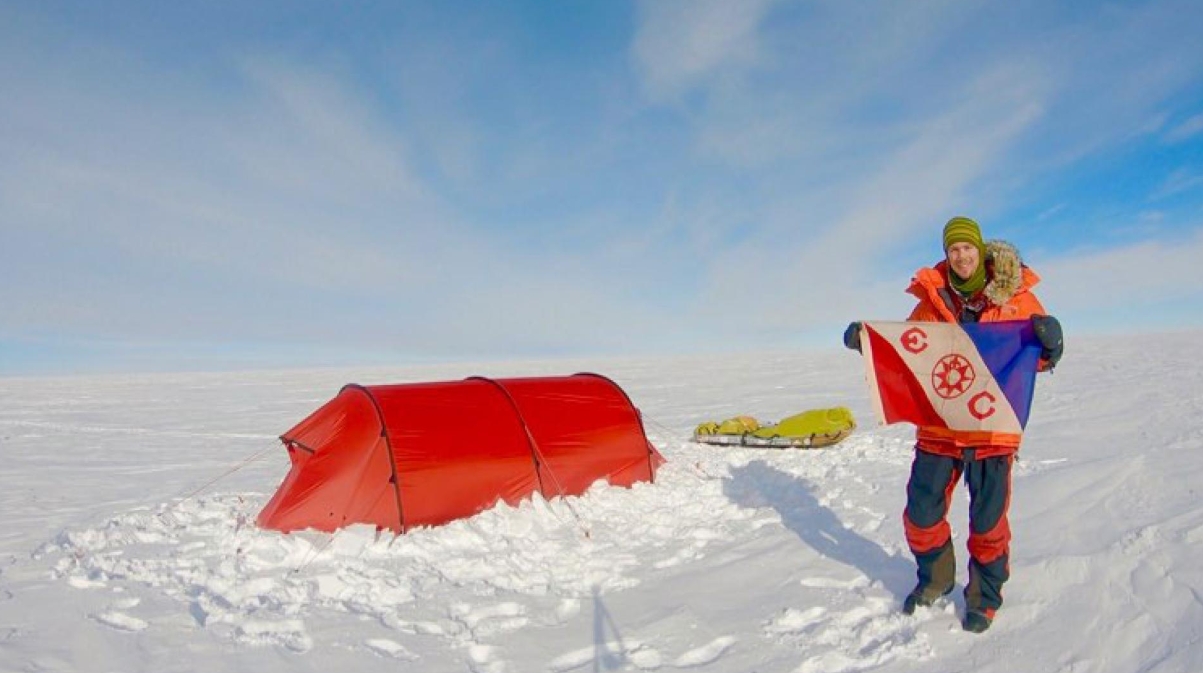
[903,448,1013,615]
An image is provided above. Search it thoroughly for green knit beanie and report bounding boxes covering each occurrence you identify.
[942,216,987,294]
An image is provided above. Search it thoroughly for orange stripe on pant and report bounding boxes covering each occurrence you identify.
[967,459,1013,565]
[968,522,1011,565]
[903,454,962,554]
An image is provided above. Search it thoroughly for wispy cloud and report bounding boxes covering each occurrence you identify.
[1,45,461,337]
[1163,113,1203,144]
[1036,225,1203,321]
[0,33,699,358]
[1151,169,1203,201]
[630,0,784,103]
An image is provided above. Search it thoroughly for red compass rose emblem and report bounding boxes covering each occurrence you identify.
[931,354,976,399]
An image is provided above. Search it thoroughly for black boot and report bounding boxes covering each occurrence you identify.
[902,582,954,615]
[962,558,1005,633]
[904,541,956,614]
[962,609,994,633]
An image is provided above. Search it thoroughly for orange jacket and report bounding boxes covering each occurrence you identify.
[905,240,1047,457]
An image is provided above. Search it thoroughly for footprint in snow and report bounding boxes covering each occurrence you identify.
[381,613,446,635]
[91,611,149,633]
[548,640,661,672]
[672,636,737,667]
[798,575,870,590]
[466,643,505,673]
[772,597,933,669]
[364,638,417,660]
[765,607,827,638]
[795,650,869,673]
[555,598,581,623]
[232,619,313,653]
[451,601,529,638]
[67,575,107,590]
[109,596,141,610]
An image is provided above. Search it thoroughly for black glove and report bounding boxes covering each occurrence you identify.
[1031,315,1063,368]
[843,322,862,353]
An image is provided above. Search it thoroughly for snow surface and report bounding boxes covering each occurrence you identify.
[2,333,1202,673]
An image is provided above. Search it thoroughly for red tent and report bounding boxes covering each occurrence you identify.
[257,373,662,533]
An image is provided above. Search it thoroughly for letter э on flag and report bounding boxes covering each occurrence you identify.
[858,321,1043,435]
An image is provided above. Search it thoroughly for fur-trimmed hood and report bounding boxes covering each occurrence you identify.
[982,239,1028,306]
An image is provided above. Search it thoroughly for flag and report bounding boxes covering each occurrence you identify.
[860,320,1042,435]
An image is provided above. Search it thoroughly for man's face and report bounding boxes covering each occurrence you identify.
[946,242,981,282]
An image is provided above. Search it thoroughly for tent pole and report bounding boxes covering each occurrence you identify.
[344,384,407,534]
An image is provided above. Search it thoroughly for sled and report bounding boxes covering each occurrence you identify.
[693,407,855,450]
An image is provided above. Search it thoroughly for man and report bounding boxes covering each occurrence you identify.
[845,216,1063,633]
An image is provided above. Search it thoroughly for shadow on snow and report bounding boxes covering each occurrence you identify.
[723,459,912,598]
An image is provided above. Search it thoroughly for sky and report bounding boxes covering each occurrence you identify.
[2,0,1203,376]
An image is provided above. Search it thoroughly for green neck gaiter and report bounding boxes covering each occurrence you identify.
[949,261,987,296]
